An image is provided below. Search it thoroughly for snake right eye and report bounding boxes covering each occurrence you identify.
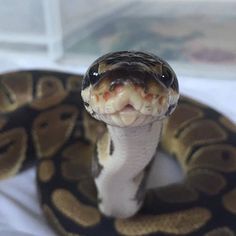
[82,63,100,89]
[88,63,100,85]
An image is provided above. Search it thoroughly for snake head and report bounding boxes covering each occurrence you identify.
[81,51,179,127]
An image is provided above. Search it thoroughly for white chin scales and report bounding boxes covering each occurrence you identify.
[100,112,156,127]
[119,112,139,126]
[110,112,139,127]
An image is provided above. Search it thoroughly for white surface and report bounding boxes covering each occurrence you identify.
[0,59,235,236]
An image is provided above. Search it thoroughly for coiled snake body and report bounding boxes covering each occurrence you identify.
[0,51,236,236]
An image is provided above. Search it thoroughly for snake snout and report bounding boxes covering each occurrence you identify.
[109,80,144,95]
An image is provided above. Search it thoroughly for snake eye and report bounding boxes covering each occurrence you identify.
[160,65,174,88]
[88,63,100,85]
[82,63,100,89]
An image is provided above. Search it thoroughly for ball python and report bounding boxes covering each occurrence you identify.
[0,51,236,236]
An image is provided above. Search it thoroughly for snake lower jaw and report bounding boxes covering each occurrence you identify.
[97,111,162,127]
[112,111,140,126]
[101,102,170,127]
[90,101,168,127]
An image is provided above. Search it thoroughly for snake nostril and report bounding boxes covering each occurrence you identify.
[103,91,111,101]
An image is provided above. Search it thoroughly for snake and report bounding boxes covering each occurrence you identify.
[0,51,236,236]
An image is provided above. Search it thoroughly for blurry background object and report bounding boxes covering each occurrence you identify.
[0,0,235,79]
[0,0,130,60]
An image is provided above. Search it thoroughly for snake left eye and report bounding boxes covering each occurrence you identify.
[160,66,174,88]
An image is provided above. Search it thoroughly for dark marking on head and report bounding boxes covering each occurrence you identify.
[82,74,90,90]
[100,51,161,67]
[82,51,178,93]
[107,66,149,91]
[109,139,114,155]
[92,146,103,178]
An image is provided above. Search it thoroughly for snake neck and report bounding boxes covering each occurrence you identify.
[95,120,163,218]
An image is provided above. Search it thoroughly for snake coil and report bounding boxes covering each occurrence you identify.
[0,51,236,236]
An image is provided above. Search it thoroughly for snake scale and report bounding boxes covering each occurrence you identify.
[0,51,236,236]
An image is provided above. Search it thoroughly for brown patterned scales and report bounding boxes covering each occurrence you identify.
[0,51,235,236]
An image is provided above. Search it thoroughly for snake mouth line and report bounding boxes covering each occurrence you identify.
[111,104,140,126]
[93,102,139,126]
[120,104,136,112]
[101,101,164,127]
[112,104,139,115]
[103,94,168,115]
